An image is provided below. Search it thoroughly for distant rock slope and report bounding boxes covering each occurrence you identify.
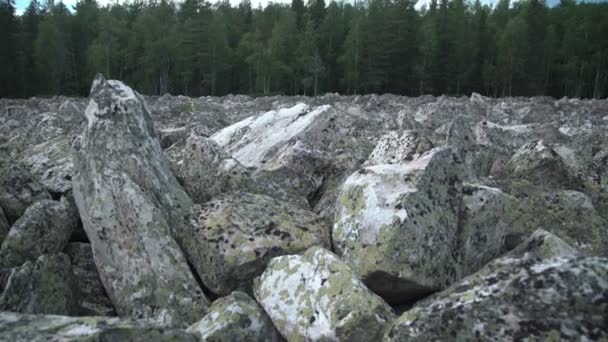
[1,79,607,340]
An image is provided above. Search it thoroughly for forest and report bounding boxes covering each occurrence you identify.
[0,0,607,99]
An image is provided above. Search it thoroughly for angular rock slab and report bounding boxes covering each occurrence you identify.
[363,130,432,166]
[0,198,78,268]
[0,166,51,224]
[458,183,509,276]
[384,256,608,341]
[64,242,115,316]
[333,147,464,303]
[173,130,252,204]
[503,140,579,188]
[0,312,198,341]
[0,253,78,315]
[253,247,395,342]
[177,192,330,295]
[72,75,208,325]
[187,291,281,341]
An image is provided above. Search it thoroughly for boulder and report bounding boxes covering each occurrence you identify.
[64,242,115,316]
[0,253,78,315]
[503,140,580,188]
[591,148,608,186]
[187,291,281,341]
[176,192,330,295]
[333,147,464,304]
[384,256,607,341]
[173,130,252,204]
[458,183,509,276]
[0,311,198,341]
[0,166,51,224]
[0,198,78,268]
[363,131,432,166]
[21,140,74,195]
[506,229,579,260]
[72,75,208,325]
[253,247,395,341]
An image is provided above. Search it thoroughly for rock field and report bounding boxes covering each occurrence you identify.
[0,75,607,340]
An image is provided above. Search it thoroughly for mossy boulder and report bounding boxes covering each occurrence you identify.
[333,147,464,304]
[72,75,208,325]
[0,311,198,341]
[0,166,51,224]
[187,291,281,341]
[384,253,607,341]
[0,206,8,244]
[0,253,78,315]
[176,192,330,295]
[0,198,78,268]
[253,247,395,342]
[363,130,432,166]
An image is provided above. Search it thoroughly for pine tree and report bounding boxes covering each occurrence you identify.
[0,0,20,97]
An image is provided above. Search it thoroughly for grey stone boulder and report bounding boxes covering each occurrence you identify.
[0,253,78,315]
[505,185,607,254]
[591,147,608,186]
[458,183,509,276]
[502,140,581,188]
[172,130,252,204]
[187,291,281,341]
[176,192,330,295]
[363,130,432,166]
[21,140,74,195]
[0,198,78,268]
[333,147,464,304]
[506,228,579,260]
[0,166,51,224]
[64,242,115,316]
[72,75,208,325]
[253,246,395,342]
[384,255,607,341]
[0,311,198,341]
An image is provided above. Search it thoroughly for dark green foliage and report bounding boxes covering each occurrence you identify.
[0,0,607,98]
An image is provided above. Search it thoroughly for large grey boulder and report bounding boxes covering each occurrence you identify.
[458,183,509,276]
[0,253,78,315]
[0,166,51,224]
[187,291,281,341]
[363,130,432,166]
[0,198,78,268]
[333,147,464,304]
[0,311,198,341]
[72,75,208,325]
[176,192,330,295]
[21,140,74,195]
[172,130,252,204]
[384,255,607,341]
[253,247,395,342]
[64,242,115,316]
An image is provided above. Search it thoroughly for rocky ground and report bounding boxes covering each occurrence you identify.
[0,75,607,341]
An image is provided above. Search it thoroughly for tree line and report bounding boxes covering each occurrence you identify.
[1,0,607,99]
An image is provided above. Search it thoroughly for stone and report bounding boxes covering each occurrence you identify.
[176,192,330,295]
[21,140,74,195]
[72,75,208,326]
[0,253,78,315]
[503,140,580,188]
[384,256,607,341]
[0,311,198,341]
[253,247,395,342]
[506,229,579,261]
[0,166,51,224]
[458,183,509,276]
[187,291,281,341]
[0,198,78,268]
[173,130,252,204]
[64,242,115,316]
[363,130,432,166]
[333,147,464,304]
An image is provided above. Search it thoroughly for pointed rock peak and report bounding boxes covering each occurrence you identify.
[84,76,145,130]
